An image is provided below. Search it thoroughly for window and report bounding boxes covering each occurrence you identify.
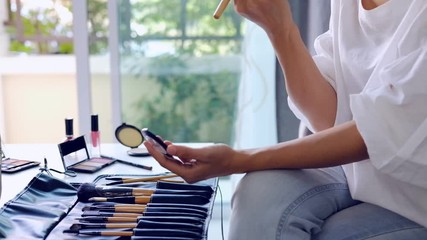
[114,0,244,144]
[1,0,244,144]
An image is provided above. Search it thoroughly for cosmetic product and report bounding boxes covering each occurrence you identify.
[82,205,146,213]
[91,114,101,158]
[100,155,152,171]
[88,194,211,205]
[105,173,178,185]
[65,118,74,141]
[77,183,212,202]
[81,211,141,218]
[213,0,231,19]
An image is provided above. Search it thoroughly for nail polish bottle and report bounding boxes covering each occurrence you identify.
[65,118,74,141]
[91,114,101,158]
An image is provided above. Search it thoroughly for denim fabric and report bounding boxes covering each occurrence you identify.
[228,167,427,240]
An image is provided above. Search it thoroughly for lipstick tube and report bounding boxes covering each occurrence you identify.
[91,114,101,158]
[65,118,74,141]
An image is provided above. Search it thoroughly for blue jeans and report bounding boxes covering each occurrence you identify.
[228,167,427,240]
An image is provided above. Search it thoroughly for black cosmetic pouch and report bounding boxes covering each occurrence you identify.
[0,173,78,239]
[0,173,218,240]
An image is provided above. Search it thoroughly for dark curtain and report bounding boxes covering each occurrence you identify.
[276,0,331,142]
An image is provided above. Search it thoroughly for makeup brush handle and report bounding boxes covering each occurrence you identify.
[106,223,137,229]
[100,231,134,237]
[115,206,146,213]
[134,196,152,204]
[123,174,179,183]
[133,189,155,195]
[89,196,151,204]
[108,217,137,223]
[213,0,231,19]
[77,217,137,223]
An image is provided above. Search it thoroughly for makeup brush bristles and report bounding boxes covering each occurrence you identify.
[77,183,154,202]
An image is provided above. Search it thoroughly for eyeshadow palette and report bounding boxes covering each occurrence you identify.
[58,136,116,173]
[1,158,40,173]
[66,157,115,173]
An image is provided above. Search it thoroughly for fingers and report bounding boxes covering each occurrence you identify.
[143,141,211,183]
[143,141,189,172]
[167,144,208,162]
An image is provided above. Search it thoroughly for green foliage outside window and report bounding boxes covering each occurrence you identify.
[129,54,239,144]
[118,0,243,144]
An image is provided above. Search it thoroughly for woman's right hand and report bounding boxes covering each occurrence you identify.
[233,0,295,34]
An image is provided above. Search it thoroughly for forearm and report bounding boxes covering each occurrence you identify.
[268,25,337,131]
[233,121,368,173]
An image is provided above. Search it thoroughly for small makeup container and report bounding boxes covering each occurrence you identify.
[90,114,101,158]
[65,118,74,141]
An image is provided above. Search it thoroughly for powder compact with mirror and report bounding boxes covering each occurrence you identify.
[115,123,151,157]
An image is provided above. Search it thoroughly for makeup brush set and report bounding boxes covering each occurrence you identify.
[0,172,218,240]
[61,173,218,239]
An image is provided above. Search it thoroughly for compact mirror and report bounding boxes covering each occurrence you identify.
[115,123,150,157]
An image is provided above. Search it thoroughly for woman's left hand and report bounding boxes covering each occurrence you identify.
[143,141,240,183]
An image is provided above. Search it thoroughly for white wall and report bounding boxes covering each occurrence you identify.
[0,55,112,143]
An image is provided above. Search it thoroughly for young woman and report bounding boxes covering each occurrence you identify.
[145,0,427,239]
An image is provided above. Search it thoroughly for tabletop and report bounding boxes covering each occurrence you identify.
[0,142,212,206]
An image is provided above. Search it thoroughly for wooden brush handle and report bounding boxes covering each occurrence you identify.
[213,0,231,19]
[133,189,155,195]
[115,206,146,213]
[134,196,152,204]
[101,231,134,236]
[122,174,178,183]
[106,223,137,229]
[107,217,137,222]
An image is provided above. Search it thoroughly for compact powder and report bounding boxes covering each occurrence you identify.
[117,128,143,147]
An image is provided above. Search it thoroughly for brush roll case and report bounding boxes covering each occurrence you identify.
[0,173,218,239]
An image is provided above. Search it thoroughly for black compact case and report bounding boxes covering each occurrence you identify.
[0,173,218,239]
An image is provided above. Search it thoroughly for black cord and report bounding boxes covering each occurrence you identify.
[218,184,225,240]
[39,157,76,177]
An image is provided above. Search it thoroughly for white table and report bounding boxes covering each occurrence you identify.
[0,143,211,206]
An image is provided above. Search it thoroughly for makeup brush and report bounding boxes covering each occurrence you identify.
[64,228,200,238]
[77,183,213,202]
[63,229,133,237]
[76,215,205,224]
[77,216,137,223]
[82,205,146,213]
[87,202,210,215]
[105,178,184,184]
[69,222,137,230]
[88,194,210,205]
[81,211,141,218]
[213,0,231,19]
[156,181,214,193]
[66,221,203,235]
[82,205,207,219]
[106,174,179,185]
[89,202,144,207]
[91,201,210,212]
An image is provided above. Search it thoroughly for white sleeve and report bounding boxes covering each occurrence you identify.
[350,48,427,189]
[288,30,337,133]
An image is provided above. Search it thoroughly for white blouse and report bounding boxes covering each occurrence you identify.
[289,0,427,227]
